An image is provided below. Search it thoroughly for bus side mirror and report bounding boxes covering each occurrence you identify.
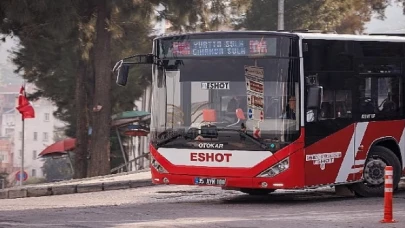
[116,64,130,87]
[307,86,323,110]
[114,54,155,87]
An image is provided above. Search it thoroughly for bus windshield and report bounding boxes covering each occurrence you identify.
[150,33,301,151]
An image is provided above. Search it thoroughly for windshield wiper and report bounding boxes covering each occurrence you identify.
[216,128,269,150]
[156,129,186,147]
[155,127,269,150]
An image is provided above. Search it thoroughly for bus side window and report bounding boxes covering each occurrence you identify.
[377,77,401,118]
[313,73,353,120]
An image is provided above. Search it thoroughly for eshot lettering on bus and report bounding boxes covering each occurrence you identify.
[190,152,232,162]
[201,82,230,90]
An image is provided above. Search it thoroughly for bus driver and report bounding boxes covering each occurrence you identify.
[283,96,296,119]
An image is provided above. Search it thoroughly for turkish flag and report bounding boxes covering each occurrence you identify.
[16,86,35,119]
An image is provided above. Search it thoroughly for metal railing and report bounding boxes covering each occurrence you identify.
[110,152,150,174]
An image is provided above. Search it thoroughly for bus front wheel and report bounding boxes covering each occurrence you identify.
[350,145,401,197]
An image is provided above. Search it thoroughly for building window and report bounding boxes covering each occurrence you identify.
[19,132,22,140]
[33,132,38,141]
[33,150,37,160]
[32,169,36,177]
[0,154,6,162]
[19,150,22,156]
[5,128,13,135]
[44,113,50,122]
[43,132,49,142]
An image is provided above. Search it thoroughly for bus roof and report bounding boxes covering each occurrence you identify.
[295,32,405,42]
[155,30,405,43]
[154,30,297,40]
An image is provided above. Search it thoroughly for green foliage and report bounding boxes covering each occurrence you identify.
[41,157,73,182]
[0,0,155,137]
[155,0,250,32]
[0,1,87,137]
[0,0,250,176]
[238,0,390,33]
[0,0,248,138]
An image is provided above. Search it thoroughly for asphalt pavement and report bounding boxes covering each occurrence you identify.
[0,184,404,228]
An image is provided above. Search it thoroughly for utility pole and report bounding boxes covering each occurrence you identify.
[278,0,285,30]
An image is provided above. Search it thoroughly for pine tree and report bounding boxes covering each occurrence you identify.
[237,0,390,33]
[0,0,247,177]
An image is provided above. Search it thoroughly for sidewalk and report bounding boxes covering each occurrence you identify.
[0,169,153,199]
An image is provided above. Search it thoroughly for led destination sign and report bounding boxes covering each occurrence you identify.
[160,37,277,58]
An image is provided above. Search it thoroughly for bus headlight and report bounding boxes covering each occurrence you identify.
[257,158,289,177]
[151,155,168,173]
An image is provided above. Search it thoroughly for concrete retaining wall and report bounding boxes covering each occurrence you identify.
[0,178,153,200]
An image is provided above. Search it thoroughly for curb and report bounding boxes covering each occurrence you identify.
[34,168,152,186]
[0,178,153,200]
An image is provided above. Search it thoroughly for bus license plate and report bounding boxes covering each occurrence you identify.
[194,177,226,186]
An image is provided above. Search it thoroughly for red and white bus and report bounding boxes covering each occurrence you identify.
[115,31,405,197]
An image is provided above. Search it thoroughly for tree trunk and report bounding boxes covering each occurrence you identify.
[73,59,88,179]
[87,0,112,177]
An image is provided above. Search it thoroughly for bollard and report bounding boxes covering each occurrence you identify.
[380,166,396,223]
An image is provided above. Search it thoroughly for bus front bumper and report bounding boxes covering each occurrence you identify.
[151,170,300,190]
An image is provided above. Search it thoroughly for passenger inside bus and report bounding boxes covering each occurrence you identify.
[225,96,246,123]
[283,96,296,119]
[381,92,396,112]
[227,97,238,112]
[237,96,247,111]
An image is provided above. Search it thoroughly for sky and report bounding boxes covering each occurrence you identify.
[0,37,22,85]
[1,3,405,86]
[365,1,405,33]
[0,37,18,66]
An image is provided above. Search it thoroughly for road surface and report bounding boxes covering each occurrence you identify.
[0,185,404,228]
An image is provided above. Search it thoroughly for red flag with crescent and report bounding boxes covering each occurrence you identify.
[16,86,35,119]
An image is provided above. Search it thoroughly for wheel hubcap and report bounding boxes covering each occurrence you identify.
[363,158,386,186]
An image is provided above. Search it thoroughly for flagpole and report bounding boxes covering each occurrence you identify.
[20,116,24,186]
[20,80,26,186]
[17,81,33,186]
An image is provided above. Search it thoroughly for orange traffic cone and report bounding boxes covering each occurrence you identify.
[380,166,396,223]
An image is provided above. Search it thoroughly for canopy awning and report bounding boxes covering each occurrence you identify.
[111,110,150,127]
[38,138,76,157]
[38,111,150,158]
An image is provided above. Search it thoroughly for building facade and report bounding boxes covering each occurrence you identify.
[0,84,65,181]
[0,138,13,174]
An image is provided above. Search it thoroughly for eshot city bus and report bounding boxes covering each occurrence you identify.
[114,30,405,197]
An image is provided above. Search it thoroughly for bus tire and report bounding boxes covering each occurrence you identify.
[350,145,401,197]
[240,188,275,195]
